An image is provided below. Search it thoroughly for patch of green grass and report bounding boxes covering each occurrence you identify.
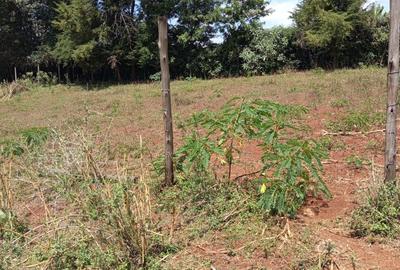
[0,127,49,157]
[20,127,50,148]
[0,139,24,157]
[351,183,400,238]
[330,98,350,108]
[326,111,384,132]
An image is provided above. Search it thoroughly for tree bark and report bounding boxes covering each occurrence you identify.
[57,63,61,82]
[384,0,400,182]
[158,16,175,186]
[14,66,17,81]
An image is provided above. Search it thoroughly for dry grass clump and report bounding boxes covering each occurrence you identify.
[0,81,29,100]
[0,127,159,269]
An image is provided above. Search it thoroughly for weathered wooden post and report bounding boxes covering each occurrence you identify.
[384,0,400,182]
[158,16,175,186]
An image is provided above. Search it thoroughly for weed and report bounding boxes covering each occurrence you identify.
[0,209,27,240]
[174,96,194,106]
[158,175,263,247]
[351,183,400,238]
[35,232,130,269]
[0,127,49,158]
[0,128,173,269]
[0,140,24,157]
[326,111,384,132]
[330,98,350,108]
[312,68,325,74]
[288,87,301,93]
[20,127,49,148]
[345,155,371,169]
[318,136,346,151]
[365,139,382,152]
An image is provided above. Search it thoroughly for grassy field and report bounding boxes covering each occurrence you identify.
[1,67,400,269]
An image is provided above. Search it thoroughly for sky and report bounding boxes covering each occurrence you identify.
[262,0,389,28]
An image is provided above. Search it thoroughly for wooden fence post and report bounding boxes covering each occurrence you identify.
[384,0,400,182]
[158,16,175,186]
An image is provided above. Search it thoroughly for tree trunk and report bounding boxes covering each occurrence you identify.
[14,66,17,81]
[58,63,61,82]
[384,0,400,182]
[158,16,175,186]
[37,64,40,83]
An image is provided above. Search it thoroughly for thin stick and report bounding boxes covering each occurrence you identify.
[321,129,385,137]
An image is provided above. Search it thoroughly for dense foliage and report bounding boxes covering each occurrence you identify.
[0,0,389,81]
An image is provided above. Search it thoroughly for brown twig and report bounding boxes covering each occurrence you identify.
[321,129,385,136]
[233,169,262,181]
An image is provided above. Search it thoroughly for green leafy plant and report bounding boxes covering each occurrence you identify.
[0,127,49,157]
[259,139,330,216]
[0,209,27,240]
[330,98,350,108]
[177,98,306,179]
[351,183,400,238]
[326,111,384,132]
[20,127,50,148]
[345,155,370,169]
[174,132,224,177]
[0,140,24,157]
[166,98,330,216]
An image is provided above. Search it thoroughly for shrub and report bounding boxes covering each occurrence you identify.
[240,27,297,75]
[351,183,400,238]
[164,98,330,216]
[149,72,161,81]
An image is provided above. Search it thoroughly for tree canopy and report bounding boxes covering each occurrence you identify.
[0,0,389,82]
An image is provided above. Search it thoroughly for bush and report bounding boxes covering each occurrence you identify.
[240,27,297,75]
[149,72,161,82]
[163,98,330,216]
[351,183,400,238]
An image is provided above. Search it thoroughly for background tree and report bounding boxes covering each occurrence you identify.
[240,26,297,75]
[0,0,390,82]
[52,0,103,80]
[292,0,388,68]
[0,0,36,79]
